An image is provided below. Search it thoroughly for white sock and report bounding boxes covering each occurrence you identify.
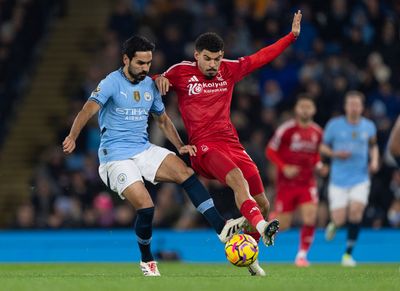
[256,220,268,234]
[296,250,307,259]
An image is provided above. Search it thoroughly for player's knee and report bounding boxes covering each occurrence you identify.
[225,168,246,187]
[176,166,194,183]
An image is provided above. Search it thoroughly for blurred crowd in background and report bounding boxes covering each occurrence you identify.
[3,0,400,230]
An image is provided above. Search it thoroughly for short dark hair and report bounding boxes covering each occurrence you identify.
[195,32,224,52]
[296,94,315,105]
[122,35,155,59]
[345,90,365,103]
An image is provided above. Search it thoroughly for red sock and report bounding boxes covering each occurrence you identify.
[240,199,264,228]
[243,231,261,243]
[300,225,315,252]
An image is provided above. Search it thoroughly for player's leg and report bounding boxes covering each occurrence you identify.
[326,184,348,241]
[295,186,318,267]
[200,149,277,247]
[122,183,160,276]
[342,181,370,267]
[296,202,318,267]
[140,145,244,242]
[98,160,160,276]
[233,148,280,247]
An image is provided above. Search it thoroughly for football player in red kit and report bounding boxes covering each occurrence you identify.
[266,95,324,267]
[156,10,302,276]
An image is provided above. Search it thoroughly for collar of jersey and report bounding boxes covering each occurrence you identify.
[119,67,140,85]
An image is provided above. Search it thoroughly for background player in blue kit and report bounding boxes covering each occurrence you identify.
[62,35,244,276]
[320,91,379,267]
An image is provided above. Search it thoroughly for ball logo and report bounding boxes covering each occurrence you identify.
[117,173,127,184]
[188,83,203,95]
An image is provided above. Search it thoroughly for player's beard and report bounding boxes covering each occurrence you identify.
[299,115,312,124]
[127,66,147,83]
[205,69,217,79]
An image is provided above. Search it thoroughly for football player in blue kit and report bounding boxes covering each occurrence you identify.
[62,35,244,276]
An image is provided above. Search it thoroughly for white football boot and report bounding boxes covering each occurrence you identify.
[140,261,161,276]
[325,222,337,241]
[218,216,246,243]
[248,259,266,276]
[341,254,357,267]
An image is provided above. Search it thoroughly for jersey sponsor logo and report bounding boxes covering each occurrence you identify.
[187,79,228,96]
[133,91,141,102]
[144,92,152,101]
[188,82,203,95]
[115,107,149,121]
[290,134,318,152]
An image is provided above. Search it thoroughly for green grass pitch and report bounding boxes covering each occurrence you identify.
[0,263,398,291]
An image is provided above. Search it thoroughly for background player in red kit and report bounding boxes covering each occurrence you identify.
[266,95,324,267]
[156,11,302,276]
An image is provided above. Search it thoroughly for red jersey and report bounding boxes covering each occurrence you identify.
[266,119,323,187]
[163,33,296,145]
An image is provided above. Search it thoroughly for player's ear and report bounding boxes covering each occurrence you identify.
[122,54,130,66]
[194,50,200,61]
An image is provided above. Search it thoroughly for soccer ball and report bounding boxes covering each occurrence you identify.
[225,234,259,267]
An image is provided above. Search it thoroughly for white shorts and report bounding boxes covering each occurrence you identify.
[328,181,371,210]
[98,144,175,199]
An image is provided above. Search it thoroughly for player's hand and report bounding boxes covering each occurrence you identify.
[62,136,76,154]
[155,76,171,96]
[282,164,300,179]
[369,160,379,174]
[178,145,197,156]
[316,162,329,177]
[292,10,302,37]
[333,151,351,160]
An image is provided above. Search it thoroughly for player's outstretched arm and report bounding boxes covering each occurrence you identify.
[234,10,302,80]
[62,100,100,154]
[319,143,351,160]
[153,112,197,156]
[292,9,302,38]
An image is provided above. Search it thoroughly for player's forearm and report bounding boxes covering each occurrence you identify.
[68,109,93,140]
[319,144,334,158]
[389,117,400,156]
[158,118,185,151]
[248,32,296,71]
[265,147,285,170]
[370,144,379,166]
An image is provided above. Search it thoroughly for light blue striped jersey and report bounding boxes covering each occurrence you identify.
[323,116,376,187]
[89,68,165,163]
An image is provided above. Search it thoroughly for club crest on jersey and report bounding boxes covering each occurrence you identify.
[133,91,141,102]
[144,92,152,101]
[201,145,209,152]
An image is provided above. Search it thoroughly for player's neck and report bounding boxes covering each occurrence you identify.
[122,66,139,84]
[297,119,311,127]
[346,116,361,124]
